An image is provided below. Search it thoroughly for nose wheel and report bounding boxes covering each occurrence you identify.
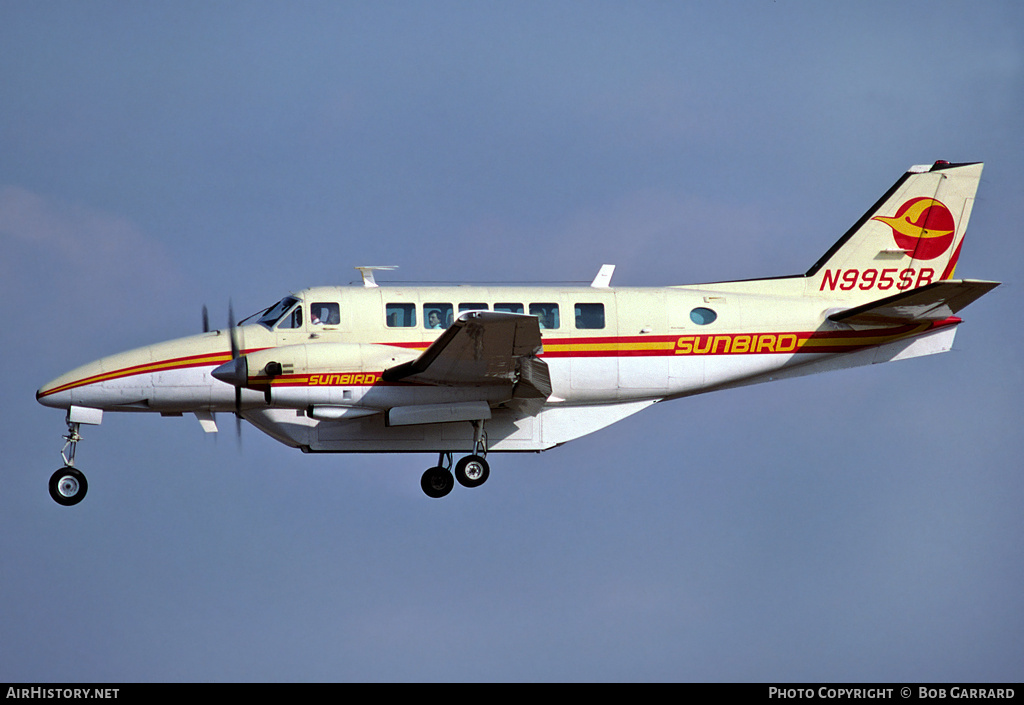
[49,466,88,506]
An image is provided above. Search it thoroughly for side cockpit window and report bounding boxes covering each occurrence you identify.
[311,302,340,326]
[277,304,303,329]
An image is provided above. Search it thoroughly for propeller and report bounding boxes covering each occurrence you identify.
[227,300,240,360]
[228,300,243,441]
[202,305,210,333]
[210,301,246,445]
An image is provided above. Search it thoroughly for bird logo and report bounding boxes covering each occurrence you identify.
[872,197,956,260]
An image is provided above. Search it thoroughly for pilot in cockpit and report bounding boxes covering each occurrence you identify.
[311,303,340,326]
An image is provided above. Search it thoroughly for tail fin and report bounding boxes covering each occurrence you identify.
[807,161,983,296]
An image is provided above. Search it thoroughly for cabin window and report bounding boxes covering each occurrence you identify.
[386,303,416,328]
[495,303,524,314]
[459,303,489,313]
[529,303,559,329]
[424,303,453,329]
[690,307,717,325]
[311,302,340,326]
[574,303,605,329]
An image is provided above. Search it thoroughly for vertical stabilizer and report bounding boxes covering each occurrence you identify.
[807,162,982,297]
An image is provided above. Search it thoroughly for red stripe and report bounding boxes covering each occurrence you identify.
[43,319,959,396]
[941,238,964,280]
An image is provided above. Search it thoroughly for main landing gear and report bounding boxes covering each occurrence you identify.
[420,421,491,498]
[49,420,88,506]
[420,453,491,498]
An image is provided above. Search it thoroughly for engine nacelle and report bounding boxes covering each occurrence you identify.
[243,342,419,408]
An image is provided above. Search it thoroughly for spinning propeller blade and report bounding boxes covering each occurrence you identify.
[213,301,244,445]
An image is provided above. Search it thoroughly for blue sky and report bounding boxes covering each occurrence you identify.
[2,1,1022,682]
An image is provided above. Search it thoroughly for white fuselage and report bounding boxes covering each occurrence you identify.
[37,279,960,454]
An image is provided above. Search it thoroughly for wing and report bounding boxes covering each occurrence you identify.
[828,279,1000,326]
[382,310,552,398]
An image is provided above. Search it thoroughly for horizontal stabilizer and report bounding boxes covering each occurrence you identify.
[828,279,999,326]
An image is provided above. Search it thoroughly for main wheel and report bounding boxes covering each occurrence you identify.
[49,466,88,506]
[455,455,489,488]
[420,466,454,498]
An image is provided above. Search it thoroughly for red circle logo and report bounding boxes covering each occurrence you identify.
[872,197,956,260]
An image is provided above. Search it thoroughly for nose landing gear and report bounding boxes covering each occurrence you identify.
[49,420,89,506]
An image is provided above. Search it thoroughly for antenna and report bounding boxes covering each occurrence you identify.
[354,265,398,288]
[590,264,615,288]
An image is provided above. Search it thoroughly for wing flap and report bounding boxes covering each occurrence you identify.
[382,311,548,391]
[828,279,999,326]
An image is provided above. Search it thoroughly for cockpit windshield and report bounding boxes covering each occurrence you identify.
[257,296,300,329]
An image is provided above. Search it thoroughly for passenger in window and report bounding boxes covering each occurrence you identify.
[424,303,453,329]
[530,304,559,329]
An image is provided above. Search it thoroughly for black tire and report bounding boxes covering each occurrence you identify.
[420,466,454,498]
[455,455,489,488]
[49,466,88,506]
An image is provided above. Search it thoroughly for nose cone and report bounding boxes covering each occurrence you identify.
[36,379,71,409]
[36,361,103,410]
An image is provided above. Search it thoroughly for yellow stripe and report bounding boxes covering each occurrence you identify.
[544,341,676,353]
[798,327,928,349]
[46,352,233,395]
